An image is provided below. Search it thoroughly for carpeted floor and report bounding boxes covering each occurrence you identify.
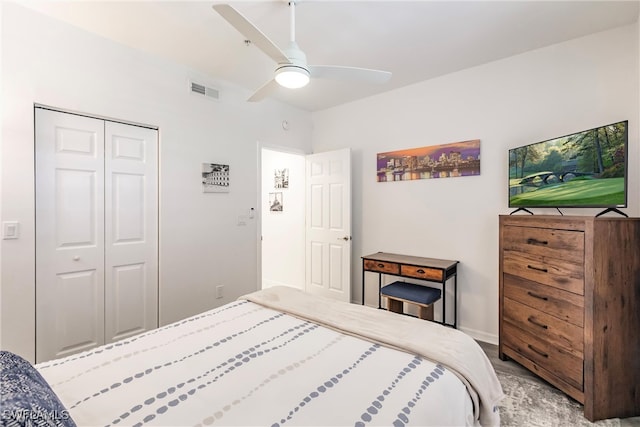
[478,341,640,427]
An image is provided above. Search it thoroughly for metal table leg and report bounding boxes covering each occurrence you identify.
[361,260,365,305]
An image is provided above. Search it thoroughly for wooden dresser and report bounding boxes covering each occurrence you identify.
[498,215,640,421]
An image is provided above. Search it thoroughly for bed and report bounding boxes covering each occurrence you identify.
[1,286,504,426]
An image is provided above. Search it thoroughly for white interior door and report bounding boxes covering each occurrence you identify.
[36,109,106,363]
[105,122,158,343]
[305,148,352,302]
[36,108,158,363]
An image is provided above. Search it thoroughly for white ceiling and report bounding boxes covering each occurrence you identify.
[19,0,640,112]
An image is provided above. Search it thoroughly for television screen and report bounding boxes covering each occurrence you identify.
[509,120,628,208]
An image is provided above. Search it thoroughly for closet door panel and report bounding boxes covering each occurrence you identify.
[53,271,103,355]
[104,122,158,343]
[110,263,148,339]
[35,109,105,363]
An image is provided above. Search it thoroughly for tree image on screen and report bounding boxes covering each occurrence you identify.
[509,121,627,207]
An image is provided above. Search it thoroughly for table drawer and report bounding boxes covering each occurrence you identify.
[504,274,584,327]
[400,265,443,281]
[503,251,584,295]
[504,297,583,357]
[502,225,584,265]
[503,322,583,391]
[363,259,400,274]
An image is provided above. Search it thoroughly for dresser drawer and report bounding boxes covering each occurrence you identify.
[363,259,400,275]
[504,297,583,357]
[504,274,584,327]
[503,322,583,390]
[503,251,584,295]
[400,265,443,281]
[502,225,584,265]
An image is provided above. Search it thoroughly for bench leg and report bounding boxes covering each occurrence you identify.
[418,304,434,321]
[387,298,403,314]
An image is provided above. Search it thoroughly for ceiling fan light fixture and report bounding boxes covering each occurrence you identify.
[275,66,310,89]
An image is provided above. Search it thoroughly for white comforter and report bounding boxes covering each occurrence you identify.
[37,287,502,426]
[244,286,504,426]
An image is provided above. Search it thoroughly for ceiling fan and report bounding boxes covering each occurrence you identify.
[212,1,392,102]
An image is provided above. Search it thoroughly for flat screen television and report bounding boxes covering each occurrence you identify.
[508,120,628,211]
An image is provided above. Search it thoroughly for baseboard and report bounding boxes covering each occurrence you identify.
[459,326,498,345]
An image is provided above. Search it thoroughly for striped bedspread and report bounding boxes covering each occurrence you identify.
[36,288,500,426]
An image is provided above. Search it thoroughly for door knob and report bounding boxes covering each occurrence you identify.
[73,256,80,261]
[338,236,352,241]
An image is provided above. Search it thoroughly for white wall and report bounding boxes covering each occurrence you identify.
[311,24,639,344]
[0,3,312,361]
[260,148,306,290]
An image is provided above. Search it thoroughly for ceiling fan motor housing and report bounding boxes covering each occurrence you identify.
[275,41,310,88]
[280,42,308,71]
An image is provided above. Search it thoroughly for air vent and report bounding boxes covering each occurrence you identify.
[190,81,219,100]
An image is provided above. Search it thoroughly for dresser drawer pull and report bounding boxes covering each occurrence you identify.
[527,265,548,273]
[527,238,549,246]
[416,269,425,274]
[377,263,385,268]
[527,316,548,330]
[527,291,548,301]
[528,344,549,358]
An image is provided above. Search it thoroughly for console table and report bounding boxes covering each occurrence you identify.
[361,252,459,328]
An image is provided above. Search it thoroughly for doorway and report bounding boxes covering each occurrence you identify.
[259,145,353,302]
[260,147,306,290]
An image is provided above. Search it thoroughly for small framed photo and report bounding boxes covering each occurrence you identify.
[274,168,289,189]
[269,192,283,212]
[202,163,230,193]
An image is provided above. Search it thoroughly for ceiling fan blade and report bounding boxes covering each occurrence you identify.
[308,65,392,84]
[213,4,291,65]
[248,79,280,102]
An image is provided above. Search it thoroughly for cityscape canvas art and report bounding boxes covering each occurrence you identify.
[377,139,481,182]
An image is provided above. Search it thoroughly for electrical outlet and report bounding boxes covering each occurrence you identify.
[216,285,224,299]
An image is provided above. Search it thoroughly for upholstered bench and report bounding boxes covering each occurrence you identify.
[380,281,441,321]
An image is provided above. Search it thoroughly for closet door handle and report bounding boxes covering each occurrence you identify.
[73,256,80,261]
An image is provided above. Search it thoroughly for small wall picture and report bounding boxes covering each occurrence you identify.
[274,168,289,189]
[202,163,230,193]
[269,192,283,212]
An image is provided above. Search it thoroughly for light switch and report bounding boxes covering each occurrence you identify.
[2,221,19,239]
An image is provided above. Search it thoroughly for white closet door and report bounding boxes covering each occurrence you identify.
[36,109,159,363]
[104,122,158,343]
[36,109,106,363]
